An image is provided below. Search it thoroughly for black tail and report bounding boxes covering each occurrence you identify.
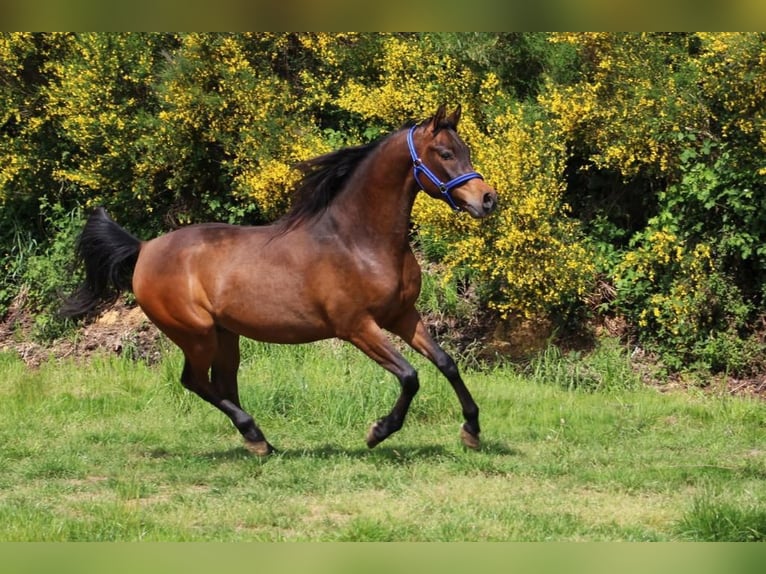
[61,207,142,318]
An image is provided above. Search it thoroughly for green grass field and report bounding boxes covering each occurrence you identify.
[0,338,764,541]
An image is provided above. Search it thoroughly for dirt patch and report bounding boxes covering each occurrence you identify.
[73,302,162,363]
[0,299,163,367]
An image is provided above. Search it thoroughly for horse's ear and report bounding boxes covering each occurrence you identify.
[447,104,462,128]
[430,104,447,130]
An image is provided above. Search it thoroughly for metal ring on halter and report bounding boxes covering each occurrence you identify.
[406,125,483,212]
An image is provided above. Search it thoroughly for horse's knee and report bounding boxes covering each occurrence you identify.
[400,369,420,397]
[435,351,459,380]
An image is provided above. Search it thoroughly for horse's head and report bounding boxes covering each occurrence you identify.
[408,105,497,218]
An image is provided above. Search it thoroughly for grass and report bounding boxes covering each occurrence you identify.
[0,337,764,541]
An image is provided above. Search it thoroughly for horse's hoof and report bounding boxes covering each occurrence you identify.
[366,423,382,449]
[460,424,481,450]
[244,439,275,456]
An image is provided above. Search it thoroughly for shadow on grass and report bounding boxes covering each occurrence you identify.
[183,437,522,464]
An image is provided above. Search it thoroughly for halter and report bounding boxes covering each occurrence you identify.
[406,125,484,212]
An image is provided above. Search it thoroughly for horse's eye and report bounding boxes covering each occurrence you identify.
[438,149,454,160]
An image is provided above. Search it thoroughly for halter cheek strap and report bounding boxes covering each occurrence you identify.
[407,125,484,212]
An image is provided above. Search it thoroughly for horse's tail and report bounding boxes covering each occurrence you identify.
[61,207,142,319]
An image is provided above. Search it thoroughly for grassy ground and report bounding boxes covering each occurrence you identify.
[0,338,764,541]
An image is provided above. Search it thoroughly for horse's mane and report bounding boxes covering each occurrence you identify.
[277,109,457,232]
[277,137,383,232]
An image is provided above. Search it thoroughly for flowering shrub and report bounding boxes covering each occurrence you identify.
[428,105,593,319]
[43,33,166,220]
[539,33,766,373]
[542,32,709,178]
[696,33,766,174]
[2,32,765,370]
[615,228,712,341]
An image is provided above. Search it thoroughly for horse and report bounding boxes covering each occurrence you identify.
[62,105,498,455]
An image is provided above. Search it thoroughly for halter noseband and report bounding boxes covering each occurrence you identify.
[406,125,484,212]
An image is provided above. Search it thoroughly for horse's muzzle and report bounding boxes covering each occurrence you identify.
[442,175,497,218]
[462,189,497,218]
[482,191,498,215]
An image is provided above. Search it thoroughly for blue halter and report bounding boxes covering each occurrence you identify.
[406,125,484,212]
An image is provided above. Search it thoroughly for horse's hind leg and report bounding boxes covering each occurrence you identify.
[210,327,242,407]
[177,329,274,456]
[209,328,274,455]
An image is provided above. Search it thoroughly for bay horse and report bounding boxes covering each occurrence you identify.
[63,105,497,455]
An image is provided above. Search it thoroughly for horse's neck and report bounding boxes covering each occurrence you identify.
[325,133,416,249]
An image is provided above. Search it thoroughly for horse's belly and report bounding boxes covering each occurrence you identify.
[219,311,333,344]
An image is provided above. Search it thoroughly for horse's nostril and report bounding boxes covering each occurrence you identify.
[483,193,496,211]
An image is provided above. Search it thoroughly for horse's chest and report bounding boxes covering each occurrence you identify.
[362,256,420,310]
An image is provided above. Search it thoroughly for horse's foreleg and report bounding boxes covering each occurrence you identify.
[391,311,481,449]
[348,321,420,448]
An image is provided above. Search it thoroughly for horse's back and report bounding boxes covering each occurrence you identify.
[134,222,268,285]
[132,222,335,343]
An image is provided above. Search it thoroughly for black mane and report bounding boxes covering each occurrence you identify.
[277,137,383,231]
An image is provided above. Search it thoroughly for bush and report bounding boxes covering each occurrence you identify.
[3,32,766,378]
[613,228,766,375]
[14,203,84,340]
[0,199,83,340]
